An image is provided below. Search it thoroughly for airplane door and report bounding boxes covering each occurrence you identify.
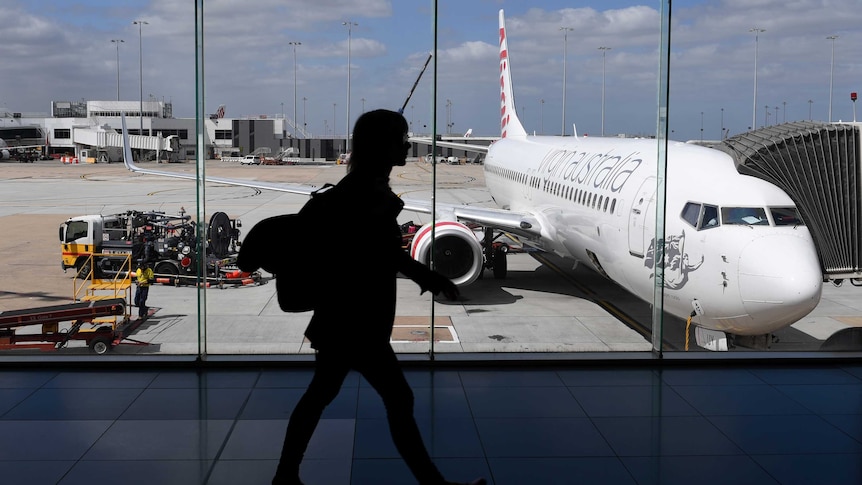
[628,176,656,257]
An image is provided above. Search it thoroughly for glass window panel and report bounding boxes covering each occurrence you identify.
[3,0,852,361]
[771,207,805,226]
[681,202,701,228]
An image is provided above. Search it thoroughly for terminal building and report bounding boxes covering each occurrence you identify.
[1,100,490,163]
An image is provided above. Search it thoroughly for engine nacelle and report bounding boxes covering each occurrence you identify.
[410,221,484,286]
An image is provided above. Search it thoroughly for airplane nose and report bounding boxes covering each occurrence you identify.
[737,234,823,334]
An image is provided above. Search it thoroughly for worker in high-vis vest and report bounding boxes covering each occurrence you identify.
[134,260,155,319]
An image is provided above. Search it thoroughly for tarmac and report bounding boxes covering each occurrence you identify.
[1,158,860,357]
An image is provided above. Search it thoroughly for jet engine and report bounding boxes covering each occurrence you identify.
[409,221,484,286]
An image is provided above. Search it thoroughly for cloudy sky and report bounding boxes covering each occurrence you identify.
[1,0,860,141]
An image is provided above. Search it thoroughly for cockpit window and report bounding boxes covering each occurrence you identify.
[770,206,805,226]
[701,205,719,229]
[681,202,700,228]
[722,207,769,225]
[682,202,721,230]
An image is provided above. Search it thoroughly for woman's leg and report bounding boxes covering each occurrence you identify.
[356,345,445,485]
[273,350,350,485]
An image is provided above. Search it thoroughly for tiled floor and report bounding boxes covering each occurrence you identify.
[0,361,860,485]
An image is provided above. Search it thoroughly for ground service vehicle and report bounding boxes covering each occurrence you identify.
[239,154,262,165]
[60,210,260,286]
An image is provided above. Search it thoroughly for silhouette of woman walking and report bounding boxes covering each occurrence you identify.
[272,109,485,485]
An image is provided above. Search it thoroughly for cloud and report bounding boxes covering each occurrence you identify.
[2,1,862,140]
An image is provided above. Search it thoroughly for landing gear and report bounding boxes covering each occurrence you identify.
[492,245,508,279]
[483,227,509,279]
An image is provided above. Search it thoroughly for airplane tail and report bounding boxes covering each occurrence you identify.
[498,9,526,138]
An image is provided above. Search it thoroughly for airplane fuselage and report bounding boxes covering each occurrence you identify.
[484,135,823,336]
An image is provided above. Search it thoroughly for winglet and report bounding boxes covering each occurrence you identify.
[499,9,526,138]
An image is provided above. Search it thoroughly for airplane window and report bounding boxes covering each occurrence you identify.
[610,199,616,214]
[603,197,609,212]
[681,202,701,228]
[721,207,769,226]
[598,195,604,210]
[701,204,719,229]
[770,206,805,226]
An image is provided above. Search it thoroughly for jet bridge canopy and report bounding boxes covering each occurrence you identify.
[713,121,861,280]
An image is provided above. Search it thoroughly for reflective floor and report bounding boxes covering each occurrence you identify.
[1,362,860,485]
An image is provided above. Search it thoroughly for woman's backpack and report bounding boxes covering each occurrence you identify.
[237,185,335,312]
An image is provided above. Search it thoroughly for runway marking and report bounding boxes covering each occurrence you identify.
[144,186,263,199]
[394,163,477,185]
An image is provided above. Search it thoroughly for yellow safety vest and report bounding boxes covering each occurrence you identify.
[136,267,154,287]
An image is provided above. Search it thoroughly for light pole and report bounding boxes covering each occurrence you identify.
[700,111,704,141]
[342,20,357,151]
[598,46,611,136]
[540,99,545,135]
[111,39,124,101]
[303,97,307,134]
[446,99,452,134]
[133,20,149,135]
[361,97,366,113]
[783,100,786,123]
[765,104,769,127]
[827,35,838,122]
[289,41,301,137]
[749,27,765,131]
[808,99,813,120]
[774,106,779,125]
[560,27,574,136]
[720,107,724,139]
[332,103,337,137]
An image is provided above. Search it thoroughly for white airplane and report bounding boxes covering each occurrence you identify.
[121,9,824,351]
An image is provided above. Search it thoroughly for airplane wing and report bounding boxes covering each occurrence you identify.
[120,114,317,196]
[403,136,539,235]
[0,144,43,150]
[122,115,537,236]
[401,196,542,239]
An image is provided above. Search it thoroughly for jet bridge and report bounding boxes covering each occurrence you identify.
[72,125,177,162]
[713,121,861,283]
